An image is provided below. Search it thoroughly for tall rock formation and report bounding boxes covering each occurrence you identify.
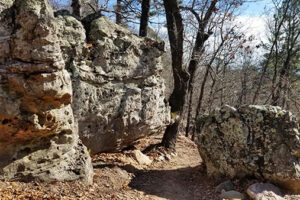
[55,13,171,153]
[0,0,93,183]
[0,0,170,183]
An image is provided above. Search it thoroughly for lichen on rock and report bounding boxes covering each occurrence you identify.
[196,105,300,193]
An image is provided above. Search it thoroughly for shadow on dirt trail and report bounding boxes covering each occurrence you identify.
[128,165,216,200]
[91,135,221,199]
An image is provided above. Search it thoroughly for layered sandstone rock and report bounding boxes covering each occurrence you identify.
[0,0,93,183]
[56,14,171,153]
[196,105,300,193]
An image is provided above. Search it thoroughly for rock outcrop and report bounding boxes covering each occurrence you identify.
[0,0,93,183]
[56,15,171,153]
[0,0,170,182]
[196,105,300,193]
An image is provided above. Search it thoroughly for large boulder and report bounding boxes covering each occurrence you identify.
[196,105,300,193]
[58,15,171,153]
[0,0,93,183]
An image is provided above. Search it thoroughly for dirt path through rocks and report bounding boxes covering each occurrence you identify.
[1,133,299,199]
[91,134,219,200]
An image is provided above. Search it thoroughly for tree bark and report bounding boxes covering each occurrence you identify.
[71,0,82,19]
[160,0,188,151]
[139,0,151,37]
[116,0,122,24]
[191,64,210,140]
[272,48,293,106]
[185,30,207,137]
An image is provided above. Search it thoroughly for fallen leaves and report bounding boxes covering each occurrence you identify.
[0,181,103,200]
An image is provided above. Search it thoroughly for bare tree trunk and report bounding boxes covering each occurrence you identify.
[270,40,279,104]
[116,0,122,24]
[187,34,225,138]
[191,64,210,140]
[207,63,221,113]
[139,0,151,37]
[207,77,216,112]
[282,77,289,109]
[71,0,82,19]
[182,0,218,137]
[238,62,248,105]
[252,2,289,104]
[286,86,291,110]
[272,20,300,106]
[185,30,208,137]
[272,51,292,106]
[220,65,226,106]
[161,0,188,151]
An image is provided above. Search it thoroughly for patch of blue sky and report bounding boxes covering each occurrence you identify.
[239,0,274,16]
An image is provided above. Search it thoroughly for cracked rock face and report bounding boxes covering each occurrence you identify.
[196,105,300,193]
[0,0,93,183]
[56,14,171,153]
[0,0,170,181]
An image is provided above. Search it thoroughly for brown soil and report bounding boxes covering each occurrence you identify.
[0,134,299,200]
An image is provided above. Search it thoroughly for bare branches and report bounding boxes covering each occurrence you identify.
[179,6,201,24]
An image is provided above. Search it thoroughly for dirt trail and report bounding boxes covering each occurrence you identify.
[90,134,300,200]
[0,134,219,200]
[0,134,299,199]
[91,134,219,200]
[128,137,216,200]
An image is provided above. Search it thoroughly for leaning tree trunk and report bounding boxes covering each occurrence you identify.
[184,0,218,137]
[185,30,208,137]
[139,0,151,37]
[191,64,210,141]
[190,37,225,140]
[160,0,188,151]
[71,0,82,19]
